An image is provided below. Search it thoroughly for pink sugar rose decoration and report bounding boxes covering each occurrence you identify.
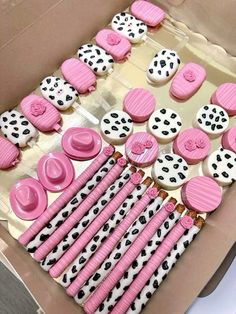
[183,70,196,82]
[196,138,206,149]
[147,187,157,199]
[164,202,175,212]
[117,157,127,167]
[131,172,142,185]
[180,216,193,229]
[145,140,153,149]
[131,142,145,155]
[107,33,121,46]
[31,103,46,116]
[103,145,114,156]
[184,139,196,152]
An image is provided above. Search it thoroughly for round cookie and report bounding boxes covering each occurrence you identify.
[148,108,182,143]
[195,104,229,137]
[202,148,236,186]
[100,110,133,144]
[152,153,189,190]
[173,128,211,165]
[181,176,222,213]
[123,88,156,122]
[111,12,147,44]
[221,125,236,153]
[125,132,158,167]
[147,49,180,84]
[210,83,236,116]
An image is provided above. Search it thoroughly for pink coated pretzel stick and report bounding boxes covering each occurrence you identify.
[49,170,144,278]
[83,198,177,313]
[33,154,126,262]
[109,216,194,314]
[67,186,165,298]
[18,146,114,246]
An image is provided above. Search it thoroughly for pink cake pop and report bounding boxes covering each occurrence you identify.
[0,137,20,169]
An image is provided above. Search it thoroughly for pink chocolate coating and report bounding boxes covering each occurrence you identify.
[96,29,131,61]
[211,83,236,116]
[123,88,156,122]
[170,63,206,100]
[0,137,20,169]
[60,58,96,94]
[221,125,236,153]
[173,128,211,164]
[125,132,158,167]
[130,0,166,27]
[20,95,61,132]
[181,176,222,213]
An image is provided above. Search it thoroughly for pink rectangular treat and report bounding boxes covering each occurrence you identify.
[60,58,96,94]
[130,0,166,27]
[95,29,131,61]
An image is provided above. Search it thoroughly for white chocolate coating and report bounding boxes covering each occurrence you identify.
[40,76,78,111]
[152,153,189,190]
[100,110,133,144]
[202,148,236,186]
[0,110,38,148]
[148,108,182,143]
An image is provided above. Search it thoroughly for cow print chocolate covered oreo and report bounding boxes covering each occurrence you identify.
[77,44,114,76]
[0,110,38,148]
[203,148,236,186]
[147,49,180,84]
[195,104,229,137]
[152,153,189,190]
[111,12,147,43]
[101,110,133,144]
[148,108,182,143]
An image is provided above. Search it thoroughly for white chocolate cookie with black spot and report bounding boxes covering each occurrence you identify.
[77,44,114,76]
[152,153,189,190]
[100,110,133,144]
[148,108,182,143]
[195,104,229,137]
[147,49,180,84]
[0,110,38,148]
[111,12,147,44]
[202,148,236,186]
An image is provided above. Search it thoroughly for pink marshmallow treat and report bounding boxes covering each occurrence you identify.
[170,63,206,100]
[181,176,222,213]
[211,83,236,116]
[173,128,211,165]
[221,125,236,153]
[0,137,20,169]
[123,88,156,122]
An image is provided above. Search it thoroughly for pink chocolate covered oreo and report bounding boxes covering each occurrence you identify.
[170,63,206,100]
[60,58,96,94]
[9,178,47,220]
[125,132,158,167]
[130,0,166,27]
[221,125,236,153]
[0,137,20,169]
[211,83,236,116]
[123,88,156,122]
[96,29,131,61]
[61,127,102,160]
[37,152,74,192]
[20,95,61,132]
[181,176,222,213]
[173,128,211,165]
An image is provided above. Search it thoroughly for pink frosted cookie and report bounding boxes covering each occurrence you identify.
[221,125,236,153]
[0,137,20,170]
[211,83,236,116]
[173,128,211,165]
[60,58,96,94]
[123,88,156,122]
[181,176,222,213]
[125,132,158,167]
[37,152,74,192]
[9,178,47,220]
[130,0,166,27]
[170,63,206,100]
[61,127,102,160]
[96,29,131,61]
[20,95,61,132]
